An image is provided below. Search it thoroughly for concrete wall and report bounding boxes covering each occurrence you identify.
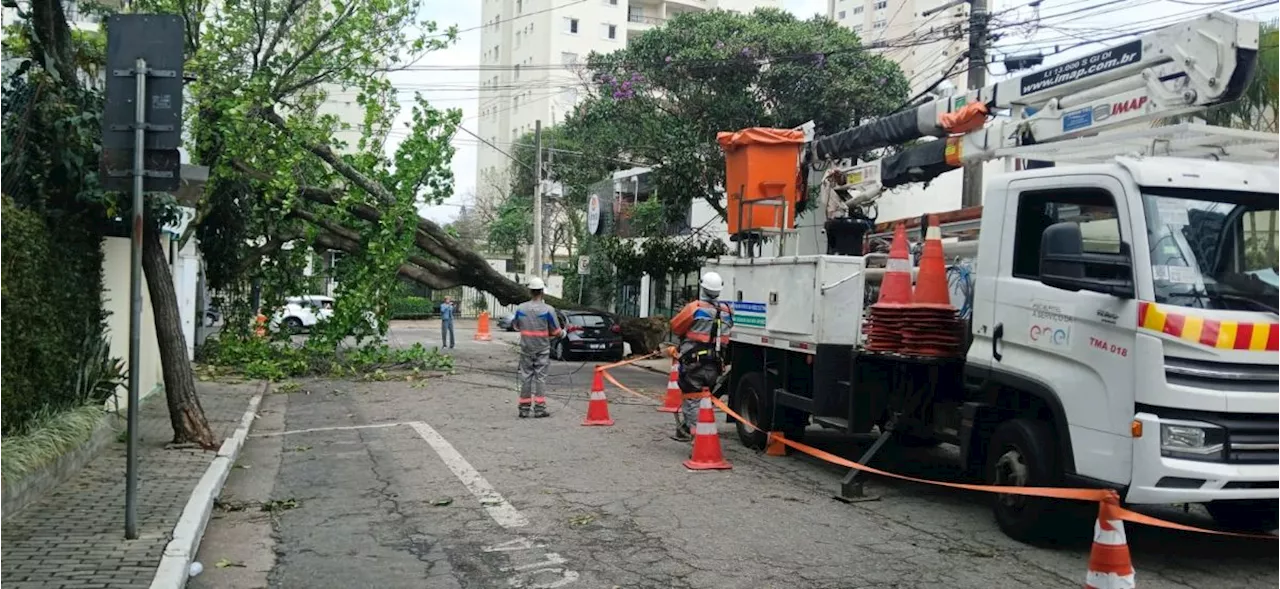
[101,237,165,411]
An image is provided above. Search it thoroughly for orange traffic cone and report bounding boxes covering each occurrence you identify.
[658,359,682,413]
[254,313,268,338]
[684,392,731,470]
[900,215,963,358]
[475,311,492,341]
[863,223,914,353]
[1084,493,1136,589]
[765,431,788,456]
[582,367,614,426]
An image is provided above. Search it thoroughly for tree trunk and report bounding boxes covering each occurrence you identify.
[142,223,219,449]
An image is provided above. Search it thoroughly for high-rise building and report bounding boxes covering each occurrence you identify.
[827,0,968,95]
[475,0,783,200]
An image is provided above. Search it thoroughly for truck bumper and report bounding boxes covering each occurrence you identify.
[1126,413,1280,504]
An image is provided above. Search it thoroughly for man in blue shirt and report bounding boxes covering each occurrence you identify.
[440,296,456,349]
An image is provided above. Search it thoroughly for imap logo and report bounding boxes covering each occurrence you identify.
[1029,324,1071,347]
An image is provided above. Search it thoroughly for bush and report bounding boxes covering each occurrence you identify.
[389,296,441,320]
[1,196,108,435]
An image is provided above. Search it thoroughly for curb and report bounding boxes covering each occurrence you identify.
[148,382,268,589]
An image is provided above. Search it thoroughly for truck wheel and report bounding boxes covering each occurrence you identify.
[986,418,1060,543]
[1206,500,1279,532]
[734,372,770,450]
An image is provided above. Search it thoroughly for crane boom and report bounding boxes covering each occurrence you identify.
[810,11,1261,193]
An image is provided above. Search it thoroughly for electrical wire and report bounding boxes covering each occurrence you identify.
[427,0,591,38]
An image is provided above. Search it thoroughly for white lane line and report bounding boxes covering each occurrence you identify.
[251,422,407,438]
[408,421,531,529]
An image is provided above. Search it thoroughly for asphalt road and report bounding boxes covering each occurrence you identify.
[191,324,1278,589]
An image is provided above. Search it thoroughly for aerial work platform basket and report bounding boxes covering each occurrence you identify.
[717,127,805,236]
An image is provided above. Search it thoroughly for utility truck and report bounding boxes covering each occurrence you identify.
[709,11,1279,541]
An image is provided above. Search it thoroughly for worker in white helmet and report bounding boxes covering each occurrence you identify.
[512,276,561,418]
[668,271,733,441]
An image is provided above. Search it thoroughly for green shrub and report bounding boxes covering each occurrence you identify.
[1,196,107,435]
[389,296,441,320]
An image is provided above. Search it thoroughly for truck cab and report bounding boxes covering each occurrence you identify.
[969,157,1278,530]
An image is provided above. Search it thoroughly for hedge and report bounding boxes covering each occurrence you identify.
[389,296,444,320]
[1,196,108,435]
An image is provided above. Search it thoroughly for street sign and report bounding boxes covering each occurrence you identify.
[577,255,590,276]
[100,148,181,192]
[587,194,602,235]
[103,15,184,151]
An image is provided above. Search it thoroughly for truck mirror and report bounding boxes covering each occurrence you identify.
[1038,222,1135,299]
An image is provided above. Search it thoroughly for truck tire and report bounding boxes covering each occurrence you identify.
[733,371,770,450]
[986,418,1061,543]
[1206,500,1279,532]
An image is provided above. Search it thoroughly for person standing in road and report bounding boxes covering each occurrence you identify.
[440,296,456,349]
[512,277,561,418]
[669,271,733,441]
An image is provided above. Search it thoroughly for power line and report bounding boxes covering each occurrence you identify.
[427,0,590,38]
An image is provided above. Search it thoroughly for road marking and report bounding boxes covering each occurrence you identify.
[251,422,407,438]
[407,421,531,529]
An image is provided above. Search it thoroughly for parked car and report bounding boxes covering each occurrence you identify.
[496,313,517,332]
[550,311,624,361]
[271,295,335,333]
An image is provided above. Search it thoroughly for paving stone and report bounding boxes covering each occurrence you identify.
[1,383,259,589]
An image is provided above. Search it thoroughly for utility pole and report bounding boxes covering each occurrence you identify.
[532,119,544,278]
[961,0,988,208]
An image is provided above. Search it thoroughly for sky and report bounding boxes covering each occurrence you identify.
[388,0,1276,224]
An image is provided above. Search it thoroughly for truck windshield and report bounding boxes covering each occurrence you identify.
[1142,189,1279,313]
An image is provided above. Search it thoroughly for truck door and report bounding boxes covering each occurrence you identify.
[992,175,1140,485]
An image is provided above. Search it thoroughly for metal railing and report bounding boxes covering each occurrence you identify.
[627,14,664,25]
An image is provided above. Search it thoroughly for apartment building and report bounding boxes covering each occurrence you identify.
[475,0,782,202]
[827,0,968,95]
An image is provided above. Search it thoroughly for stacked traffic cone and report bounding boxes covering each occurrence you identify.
[899,215,963,357]
[684,391,732,470]
[1084,494,1136,589]
[658,359,682,413]
[474,311,492,341]
[254,313,268,338]
[582,367,615,426]
[862,223,914,353]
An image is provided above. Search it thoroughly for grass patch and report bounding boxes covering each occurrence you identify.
[0,404,112,485]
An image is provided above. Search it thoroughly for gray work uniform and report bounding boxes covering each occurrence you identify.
[513,299,561,409]
[671,296,734,429]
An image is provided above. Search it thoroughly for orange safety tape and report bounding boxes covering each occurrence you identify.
[597,351,661,371]
[599,369,661,402]
[707,395,1277,540]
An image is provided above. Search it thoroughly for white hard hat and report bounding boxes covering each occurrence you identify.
[527,276,546,290]
[700,271,723,293]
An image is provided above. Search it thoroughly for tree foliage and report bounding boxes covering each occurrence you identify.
[559,8,909,219]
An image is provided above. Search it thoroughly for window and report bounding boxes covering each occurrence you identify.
[853,5,864,13]
[516,0,522,13]
[1011,189,1122,280]
[561,52,579,68]
[603,23,617,39]
[515,31,522,48]
[852,24,863,32]
[604,0,619,4]
[838,10,846,18]
[567,313,610,327]
[564,17,579,34]
[873,19,886,29]
[874,0,887,9]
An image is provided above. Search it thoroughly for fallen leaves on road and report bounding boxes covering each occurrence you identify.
[261,498,301,512]
[430,497,453,506]
[568,514,596,526]
[215,558,246,568]
[287,445,313,453]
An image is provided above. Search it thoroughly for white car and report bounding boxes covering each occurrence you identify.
[271,295,335,333]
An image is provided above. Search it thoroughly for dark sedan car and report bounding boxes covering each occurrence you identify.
[551,311,624,361]
[496,313,517,332]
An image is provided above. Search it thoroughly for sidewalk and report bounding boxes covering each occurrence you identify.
[1,382,261,589]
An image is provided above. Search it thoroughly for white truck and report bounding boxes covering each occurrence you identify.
[710,11,1279,541]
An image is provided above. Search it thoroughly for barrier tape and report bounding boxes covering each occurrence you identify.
[703,395,1276,540]
[596,351,661,372]
[592,364,1275,540]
